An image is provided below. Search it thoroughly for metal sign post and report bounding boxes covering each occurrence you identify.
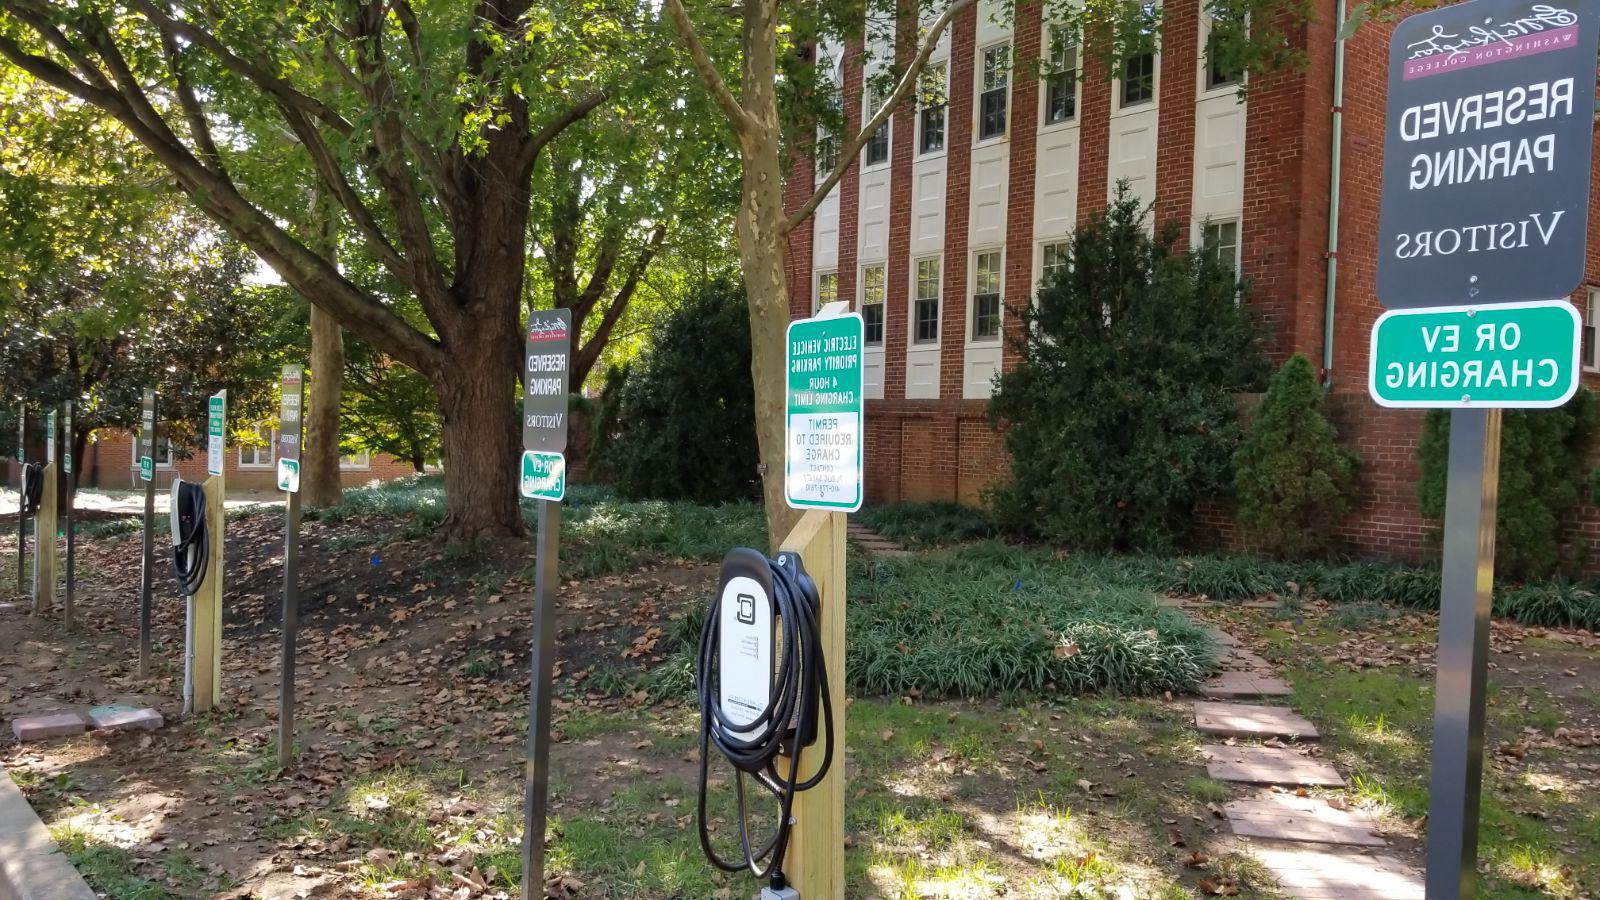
[278,366,304,769]
[1370,2,1600,897]
[62,401,75,629]
[519,308,571,900]
[33,410,58,615]
[784,304,865,513]
[137,390,158,679]
[15,404,24,597]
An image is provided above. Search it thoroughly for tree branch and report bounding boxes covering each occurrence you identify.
[516,88,611,177]
[663,0,756,136]
[782,0,977,235]
[161,31,225,174]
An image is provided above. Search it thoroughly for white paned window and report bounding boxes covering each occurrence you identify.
[239,426,274,467]
[815,271,839,314]
[1044,27,1079,125]
[1040,241,1071,285]
[862,264,886,346]
[978,44,1010,140]
[1203,220,1241,274]
[972,251,1002,341]
[919,62,948,154]
[864,87,891,166]
[914,258,941,344]
[340,450,371,470]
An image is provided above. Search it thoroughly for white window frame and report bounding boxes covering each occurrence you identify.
[1199,12,1246,97]
[1037,239,1071,288]
[130,436,176,470]
[912,256,943,346]
[975,42,1011,144]
[969,249,1004,344]
[1201,218,1242,274]
[238,426,276,468]
[862,85,892,170]
[1116,50,1159,113]
[340,450,372,470]
[1584,288,1600,372]
[814,270,839,314]
[916,60,949,158]
[1039,23,1081,131]
[860,263,887,347]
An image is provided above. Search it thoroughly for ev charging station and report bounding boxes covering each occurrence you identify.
[31,407,59,615]
[15,403,29,596]
[278,365,305,768]
[694,302,861,898]
[137,390,159,678]
[169,389,227,715]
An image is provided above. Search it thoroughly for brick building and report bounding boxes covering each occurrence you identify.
[785,0,1600,563]
[74,429,418,494]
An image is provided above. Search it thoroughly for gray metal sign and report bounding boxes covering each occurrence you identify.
[278,366,304,464]
[1377,0,1599,308]
[138,391,157,482]
[522,309,572,454]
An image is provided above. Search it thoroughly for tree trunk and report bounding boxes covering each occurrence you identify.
[304,304,346,508]
[409,452,426,474]
[436,347,524,540]
[735,56,803,548]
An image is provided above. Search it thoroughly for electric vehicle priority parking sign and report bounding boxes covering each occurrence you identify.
[277,365,303,493]
[785,307,864,512]
[207,391,227,477]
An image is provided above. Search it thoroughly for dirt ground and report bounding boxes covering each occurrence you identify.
[4,513,1600,898]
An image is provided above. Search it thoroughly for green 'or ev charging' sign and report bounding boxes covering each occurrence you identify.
[785,311,865,512]
[521,450,566,501]
[1369,300,1579,408]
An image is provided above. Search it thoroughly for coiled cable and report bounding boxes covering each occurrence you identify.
[19,463,43,518]
[170,480,208,596]
[695,551,834,892]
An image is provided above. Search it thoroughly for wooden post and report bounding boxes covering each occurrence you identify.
[188,473,226,713]
[776,509,846,898]
[31,463,56,615]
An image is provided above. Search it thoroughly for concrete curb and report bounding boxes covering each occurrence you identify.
[0,768,96,900]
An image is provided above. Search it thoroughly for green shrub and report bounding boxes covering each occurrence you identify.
[1233,353,1359,557]
[853,502,998,547]
[600,276,758,503]
[989,182,1268,552]
[1418,388,1597,580]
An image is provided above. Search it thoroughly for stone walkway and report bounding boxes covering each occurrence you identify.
[845,521,914,558]
[1186,617,1425,899]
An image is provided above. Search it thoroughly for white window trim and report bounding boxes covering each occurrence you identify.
[130,436,176,470]
[911,255,944,346]
[1113,47,1161,116]
[814,270,839,314]
[1584,288,1600,373]
[862,85,893,171]
[340,450,372,471]
[916,60,950,160]
[859,262,888,347]
[1036,238,1072,290]
[1200,217,1243,273]
[1038,22,1082,134]
[1197,13,1247,99]
[974,41,1012,145]
[238,428,276,468]
[968,248,1005,347]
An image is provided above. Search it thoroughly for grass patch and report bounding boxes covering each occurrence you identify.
[847,542,1218,697]
[854,501,998,548]
[51,825,165,899]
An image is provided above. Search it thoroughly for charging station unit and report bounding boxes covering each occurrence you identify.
[695,547,834,899]
[30,409,59,615]
[15,403,27,596]
[171,389,227,714]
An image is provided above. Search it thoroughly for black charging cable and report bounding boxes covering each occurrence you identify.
[695,552,834,893]
[19,463,43,518]
[171,480,209,596]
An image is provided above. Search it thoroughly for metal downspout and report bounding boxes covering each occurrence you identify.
[1323,0,1347,387]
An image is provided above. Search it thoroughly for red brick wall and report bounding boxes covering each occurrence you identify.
[838,39,864,309]
[1153,0,1198,243]
[884,1,917,403]
[938,5,978,399]
[1002,2,1041,372]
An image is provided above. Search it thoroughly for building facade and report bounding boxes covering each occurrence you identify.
[75,429,418,494]
[786,0,1600,562]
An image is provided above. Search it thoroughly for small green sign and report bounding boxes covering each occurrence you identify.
[207,392,227,477]
[277,458,300,492]
[1369,301,1580,409]
[139,456,154,482]
[785,311,865,511]
[520,451,566,501]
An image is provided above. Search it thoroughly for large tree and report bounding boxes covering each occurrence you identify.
[0,0,654,539]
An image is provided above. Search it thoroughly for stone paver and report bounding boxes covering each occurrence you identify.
[86,706,163,733]
[1201,670,1291,699]
[1201,744,1344,787]
[1193,701,1318,740]
[1224,791,1385,846]
[1250,844,1423,899]
[1223,647,1275,671]
[11,712,88,742]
